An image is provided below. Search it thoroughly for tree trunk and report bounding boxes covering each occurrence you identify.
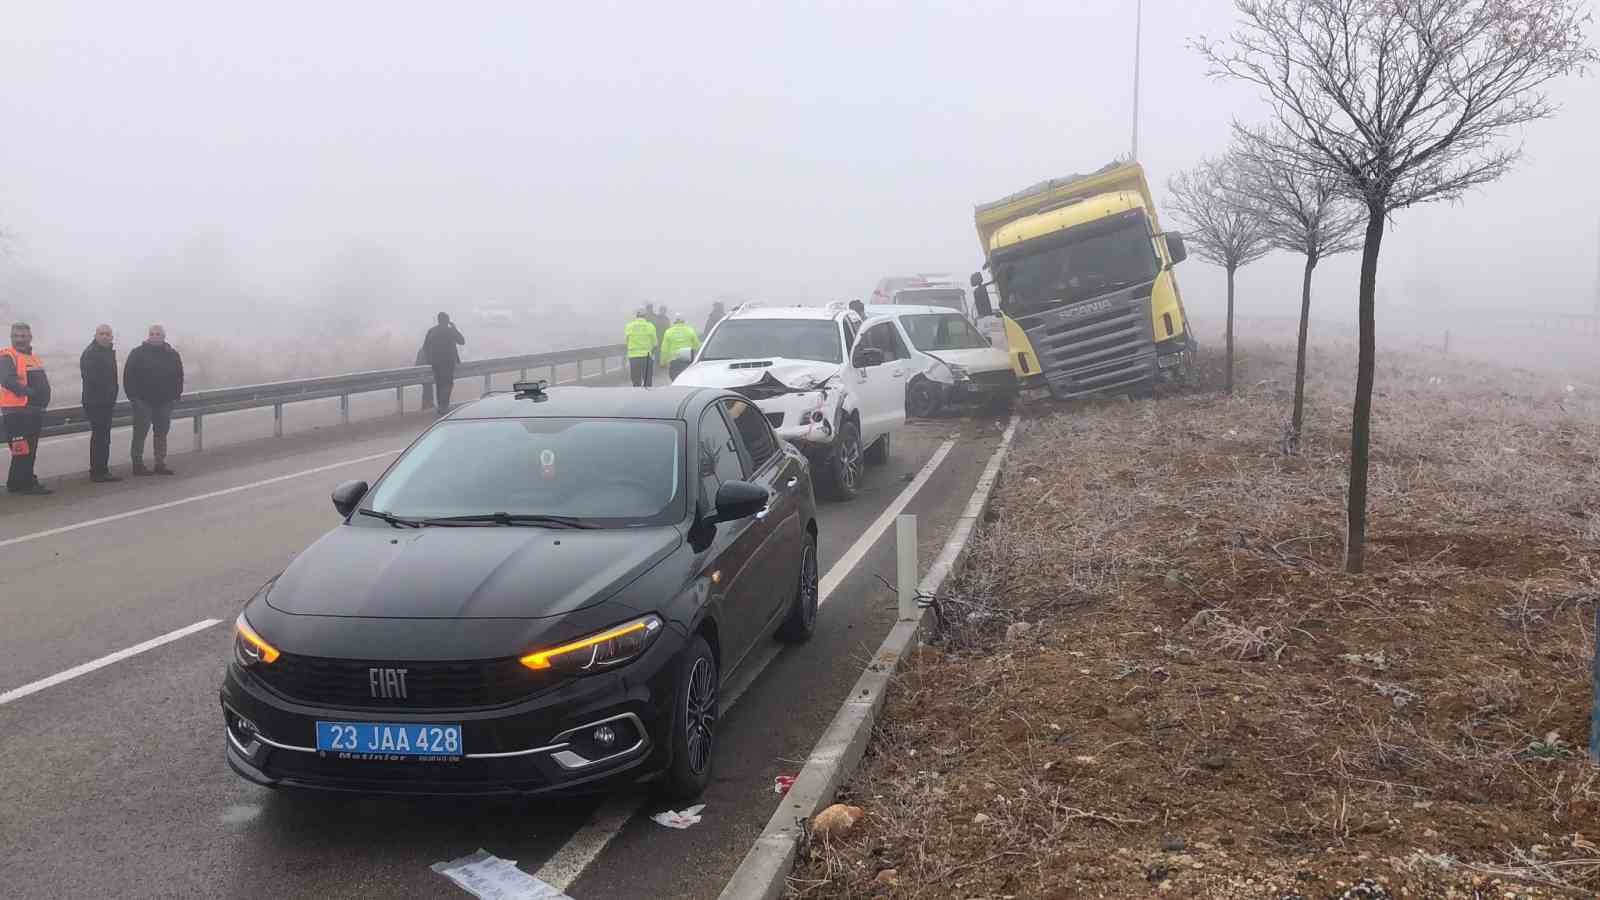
[1291,254,1317,449]
[1225,264,1236,396]
[1345,206,1386,574]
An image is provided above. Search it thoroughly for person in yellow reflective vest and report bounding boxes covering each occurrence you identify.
[659,316,701,382]
[624,310,659,387]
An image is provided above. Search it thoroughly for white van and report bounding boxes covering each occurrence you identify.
[877,305,1018,416]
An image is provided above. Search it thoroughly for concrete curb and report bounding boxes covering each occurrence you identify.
[718,415,1021,900]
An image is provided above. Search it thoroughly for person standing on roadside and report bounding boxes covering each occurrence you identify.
[123,324,183,476]
[1,322,52,495]
[423,312,465,417]
[703,301,726,338]
[849,300,866,319]
[79,324,121,483]
[659,315,700,382]
[624,308,658,387]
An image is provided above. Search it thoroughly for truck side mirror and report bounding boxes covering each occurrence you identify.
[973,283,994,318]
[1165,232,1188,266]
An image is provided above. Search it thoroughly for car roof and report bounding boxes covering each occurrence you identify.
[725,304,847,321]
[455,385,717,422]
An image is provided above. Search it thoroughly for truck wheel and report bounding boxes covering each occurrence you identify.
[863,433,890,466]
[906,377,943,418]
[820,419,862,500]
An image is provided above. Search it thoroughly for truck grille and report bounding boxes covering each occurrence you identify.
[1014,287,1156,399]
[254,653,551,710]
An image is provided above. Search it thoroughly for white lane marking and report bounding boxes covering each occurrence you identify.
[532,435,958,891]
[0,618,222,706]
[0,449,399,551]
[818,437,957,605]
[533,797,644,891]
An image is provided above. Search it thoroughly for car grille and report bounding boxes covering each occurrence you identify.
[1014,287,1156,399]
[765,411,785,428]
[254,653,551,710]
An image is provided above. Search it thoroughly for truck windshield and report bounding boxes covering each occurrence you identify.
[699,319,842,364]
[901,314,989,352]
[996,221,1159,313]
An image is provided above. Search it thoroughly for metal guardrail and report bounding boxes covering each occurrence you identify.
[39,343,627,445]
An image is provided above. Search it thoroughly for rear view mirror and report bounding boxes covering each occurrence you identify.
[711,480,768,524]
[852,347,886,368]
[332,480,369,518]
[1165,232,1188,266]
[973,283,994,318]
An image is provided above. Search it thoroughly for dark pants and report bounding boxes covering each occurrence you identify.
[86,403,114,474]
[629,356,651,387]
[421,382,434,409]
[432,365,455,416]
[4,408,41,491]
[131,400,173,466]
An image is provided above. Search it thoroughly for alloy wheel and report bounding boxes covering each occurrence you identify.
[799,542,819,629]
[684,657,718,775]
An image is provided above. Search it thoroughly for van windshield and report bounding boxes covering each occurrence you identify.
[996,220,1159,313]
[901,314,989,352]
[890,288,965,311]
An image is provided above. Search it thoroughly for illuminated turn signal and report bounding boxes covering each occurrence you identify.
[520,616,662,674]
[234,615,281,665]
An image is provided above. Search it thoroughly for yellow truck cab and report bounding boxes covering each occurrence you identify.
[972,161,1195,399]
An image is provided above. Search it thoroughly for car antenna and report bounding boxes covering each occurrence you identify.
[512,379,550,401]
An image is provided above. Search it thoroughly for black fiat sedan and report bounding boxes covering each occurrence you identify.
[221,382,819,799]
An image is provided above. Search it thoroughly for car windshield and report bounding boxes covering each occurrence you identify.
[891,288,965,311]
[699,319,842,364]
[901,314,990,352]
[362,418,684,527]
[996,220,1159,312]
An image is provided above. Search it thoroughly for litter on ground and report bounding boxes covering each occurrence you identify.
[431,849,572,900]
[650,804,706,829]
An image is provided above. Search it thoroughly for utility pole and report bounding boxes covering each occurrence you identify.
[1131,0,1143,161]
[1593,216,1599,317]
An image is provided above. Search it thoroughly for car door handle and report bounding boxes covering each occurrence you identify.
[785,477,798,490]
[755,505,772,520]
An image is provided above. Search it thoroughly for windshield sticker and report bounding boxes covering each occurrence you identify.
[540,448,556,479]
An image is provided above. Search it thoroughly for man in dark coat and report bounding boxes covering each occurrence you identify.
[422,312,465,416]
[703,301,726,338]
[123,324,184,476]
[79,324,121,482]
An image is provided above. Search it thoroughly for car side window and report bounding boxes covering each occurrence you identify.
[859,323,901,359]
[883,322,912,359]
[724,398,778,471]
[698,406,746,508]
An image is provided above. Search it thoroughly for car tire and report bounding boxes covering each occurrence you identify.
[863,432,890,465]
[819,418,862,500]
[905,377,943,418]
[663,634,718,801]
[777,533,819,643]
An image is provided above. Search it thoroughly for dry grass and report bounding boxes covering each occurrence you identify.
[788,338,1600,898]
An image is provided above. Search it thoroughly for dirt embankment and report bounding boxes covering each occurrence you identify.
[790,340,1600,898]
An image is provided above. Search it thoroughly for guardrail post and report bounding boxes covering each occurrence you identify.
[340,393,350,426]
[519,368,528,382]
[273,403,283,437]
[193,414,204,452]
[896,514,918,621]
[395,386,404,415]
[483,373,492,394]
[577,359,585,382]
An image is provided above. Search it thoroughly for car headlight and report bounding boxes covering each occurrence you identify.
[947,363,971,382]
[234,614,280,667]
[520,615,663,674]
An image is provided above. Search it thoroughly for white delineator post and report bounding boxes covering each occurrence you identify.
[896,514,918,621]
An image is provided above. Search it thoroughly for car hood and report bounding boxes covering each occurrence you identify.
[676,358,839,392]
[927,346,1014,373]
[266,524,681,619]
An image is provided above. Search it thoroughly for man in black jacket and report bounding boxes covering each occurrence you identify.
[79,324,121,482]
[123,324,183,476]
[422,313,465,417]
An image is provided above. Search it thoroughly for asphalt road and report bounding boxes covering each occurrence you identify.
[0,403,1006,899]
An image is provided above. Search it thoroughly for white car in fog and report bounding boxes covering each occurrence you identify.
[673,302,907,500]
[879,305,1018,417]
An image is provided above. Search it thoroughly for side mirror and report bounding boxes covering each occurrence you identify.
[973,283,994,318]
[1165,232,1188,266]
[710,480,769,524]
[332,480,369,518]
[852,346,886,368]
[969,271,983,288]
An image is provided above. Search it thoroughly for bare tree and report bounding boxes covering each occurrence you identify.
[1231,128,1363,450]
[1198,0,1596,573]
[1168,155,1273,395]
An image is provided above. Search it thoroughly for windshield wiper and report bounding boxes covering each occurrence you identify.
[358,509,423,528]
[419,512,595,529]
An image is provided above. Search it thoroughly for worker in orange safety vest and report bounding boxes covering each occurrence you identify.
[1,321,53,495]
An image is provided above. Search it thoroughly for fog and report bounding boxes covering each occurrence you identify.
[2,0,1597,369]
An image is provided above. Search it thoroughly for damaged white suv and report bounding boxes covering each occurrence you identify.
[674,303,908,499]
